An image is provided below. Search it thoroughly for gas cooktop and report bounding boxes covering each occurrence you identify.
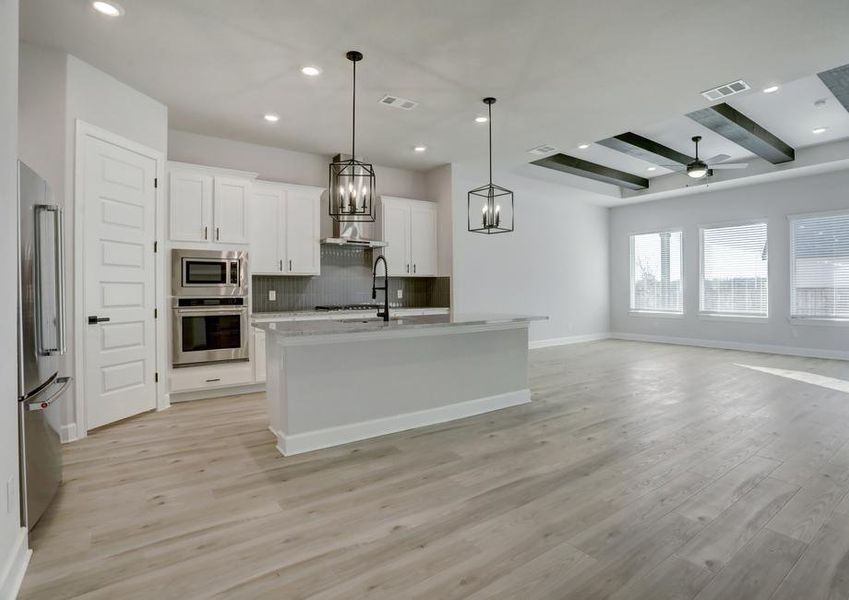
[314,304,380,312]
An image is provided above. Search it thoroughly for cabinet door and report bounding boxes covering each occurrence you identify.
[284,189,320,275]
[169,170,212,242]
[253,328,266,382]
[249,187,284,273]
[382,202,411,276]
[213,176,250,243]
[409,202,438,276]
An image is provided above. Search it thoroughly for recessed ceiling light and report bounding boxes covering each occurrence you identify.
[577,144,590,150]
[763,85,779,94]
[263,113,280,123]
[812,127,828,134]
[647,167,657,171]
[300,66,322,77]
[413,145,427,153]
[92,1,124,16]
[475,116,488,123]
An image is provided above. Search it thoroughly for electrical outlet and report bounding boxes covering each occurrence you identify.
[396,289,403,299]
[268,290,276,302]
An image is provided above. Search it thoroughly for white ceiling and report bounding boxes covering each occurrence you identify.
[19,0,849,176]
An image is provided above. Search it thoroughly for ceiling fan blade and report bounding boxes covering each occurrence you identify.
[658,165,685,170]
[704,154,732,165]
[710,163,748,170]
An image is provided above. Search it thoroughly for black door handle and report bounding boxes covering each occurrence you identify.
[87,316,110,324]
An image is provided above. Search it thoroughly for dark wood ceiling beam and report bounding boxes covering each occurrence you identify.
[597,132,693,166]
[531,154,648,190]
[686,103,795,164]
[818,63,849,113]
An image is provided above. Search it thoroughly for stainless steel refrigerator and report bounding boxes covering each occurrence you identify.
[17,161,70,530]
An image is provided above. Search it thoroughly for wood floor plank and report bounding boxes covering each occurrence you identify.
[16,340,849,600]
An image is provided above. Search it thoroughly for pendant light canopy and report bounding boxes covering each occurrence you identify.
[468,97,514,234]
[329,50,376,222]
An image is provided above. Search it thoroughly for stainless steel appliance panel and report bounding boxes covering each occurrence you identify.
[171,249,247,297]
[171,298,249,366]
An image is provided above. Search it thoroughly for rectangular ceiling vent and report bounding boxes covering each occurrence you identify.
[527,144,558,156]
[700,79,750,102]
[379,94,418,110]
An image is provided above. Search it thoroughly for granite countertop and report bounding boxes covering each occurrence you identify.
[256,313,547,339]
[250,307,449,322]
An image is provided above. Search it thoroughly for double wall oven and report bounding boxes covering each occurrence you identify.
[171,249,249,367]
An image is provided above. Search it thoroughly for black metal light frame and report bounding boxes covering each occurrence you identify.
[468,97,514,234]
[329,51,376,222]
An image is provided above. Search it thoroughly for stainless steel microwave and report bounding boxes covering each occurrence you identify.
[171,249,247,297]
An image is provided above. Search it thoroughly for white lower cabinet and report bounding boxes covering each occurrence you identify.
[169,361,254,393]
[250,182,321,275]
[378,196,438,277]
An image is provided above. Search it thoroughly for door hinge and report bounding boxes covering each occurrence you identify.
[155,372,159,383]
[154,177,158,189]
[154,308,158,319]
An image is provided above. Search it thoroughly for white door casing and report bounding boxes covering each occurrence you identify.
[81,132,159,430]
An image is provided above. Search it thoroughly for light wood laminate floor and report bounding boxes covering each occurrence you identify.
[19,340,849,599]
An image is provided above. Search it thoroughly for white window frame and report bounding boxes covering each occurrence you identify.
[628,228,684,317]
[698,218,769,322]
[788,208,849,326]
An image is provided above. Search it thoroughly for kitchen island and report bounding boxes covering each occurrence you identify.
[256,313,545,455]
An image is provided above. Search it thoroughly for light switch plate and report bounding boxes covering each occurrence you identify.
[396,289,403,299]
[268,290,276,301]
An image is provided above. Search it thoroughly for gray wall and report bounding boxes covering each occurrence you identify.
[609,169,849,358]
[450,165,611,343]
[0,0,24,594]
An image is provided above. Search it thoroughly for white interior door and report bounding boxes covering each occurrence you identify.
[410,203,438,276]
[285,189,319,275]
[83,135,157,430]
[249,185,284,273]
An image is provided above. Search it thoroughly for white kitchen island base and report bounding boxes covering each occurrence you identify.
[259,314,544,456]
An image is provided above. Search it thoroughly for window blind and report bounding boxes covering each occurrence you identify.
[700,222,768,316]
[630,231,682,313]
[791,212,849,320]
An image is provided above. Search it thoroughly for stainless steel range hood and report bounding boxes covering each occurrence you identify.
[321,199,387,248]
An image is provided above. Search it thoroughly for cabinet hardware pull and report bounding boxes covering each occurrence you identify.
[205,378,221,383]
[413,264,416,274]
[204,226,208,240]
[289,259,293,271]
[216,227,220,241]
[406,264,410,273]
[279,259,283,271]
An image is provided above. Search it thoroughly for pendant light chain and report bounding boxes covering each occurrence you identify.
[351,58,356,158]
[488,101,493,185]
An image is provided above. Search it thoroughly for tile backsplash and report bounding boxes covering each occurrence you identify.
[252,246,450,312]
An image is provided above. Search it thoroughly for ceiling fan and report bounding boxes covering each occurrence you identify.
[661,136,748,179]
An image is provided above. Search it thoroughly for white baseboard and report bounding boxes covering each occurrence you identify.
[529,333,610,349]
[611,332,849,361]
[274,389,531,456]
[0,527,31,600]
[60,423,77,443]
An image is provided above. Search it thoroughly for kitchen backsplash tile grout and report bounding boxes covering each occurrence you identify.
[252,246,450,312]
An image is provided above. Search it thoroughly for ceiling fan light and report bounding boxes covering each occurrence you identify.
[687,163,708,179]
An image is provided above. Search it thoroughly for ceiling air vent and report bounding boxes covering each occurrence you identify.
[379,94,418,110]
[700,79,750,102]
[527,144,558,156]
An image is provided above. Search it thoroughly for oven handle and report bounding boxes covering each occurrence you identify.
[174,308,247,315]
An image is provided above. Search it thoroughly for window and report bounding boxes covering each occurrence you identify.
[630,230,683,314]
[790,212,849,320]
[700,222,768,317]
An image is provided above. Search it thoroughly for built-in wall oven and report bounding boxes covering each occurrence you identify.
[171,249,249,367]
[171,249,246,297]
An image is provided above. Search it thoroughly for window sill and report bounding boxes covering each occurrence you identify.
[789,317,849,328]
[628,311,684,319]
[698,313,769,324]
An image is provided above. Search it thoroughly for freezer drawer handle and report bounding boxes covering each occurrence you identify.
[26,376,72,411]
[87,315,111,324]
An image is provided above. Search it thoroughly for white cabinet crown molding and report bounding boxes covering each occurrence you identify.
[167,160,258,180]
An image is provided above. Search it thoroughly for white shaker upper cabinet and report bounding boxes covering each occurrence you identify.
[248,182,321,276]
[169,169,212,242]
[249,184,285,274]
[379,196,438,277]
[213,176,250,244]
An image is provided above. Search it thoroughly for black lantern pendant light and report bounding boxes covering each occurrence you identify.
[329,50,376,222]
[468,97,514,234]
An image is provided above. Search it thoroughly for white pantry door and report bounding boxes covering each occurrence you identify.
[83,134,158,430]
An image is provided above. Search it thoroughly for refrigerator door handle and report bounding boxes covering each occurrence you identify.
[55,206,66,355]
[25,376,72,412]
[33,204,65,356]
